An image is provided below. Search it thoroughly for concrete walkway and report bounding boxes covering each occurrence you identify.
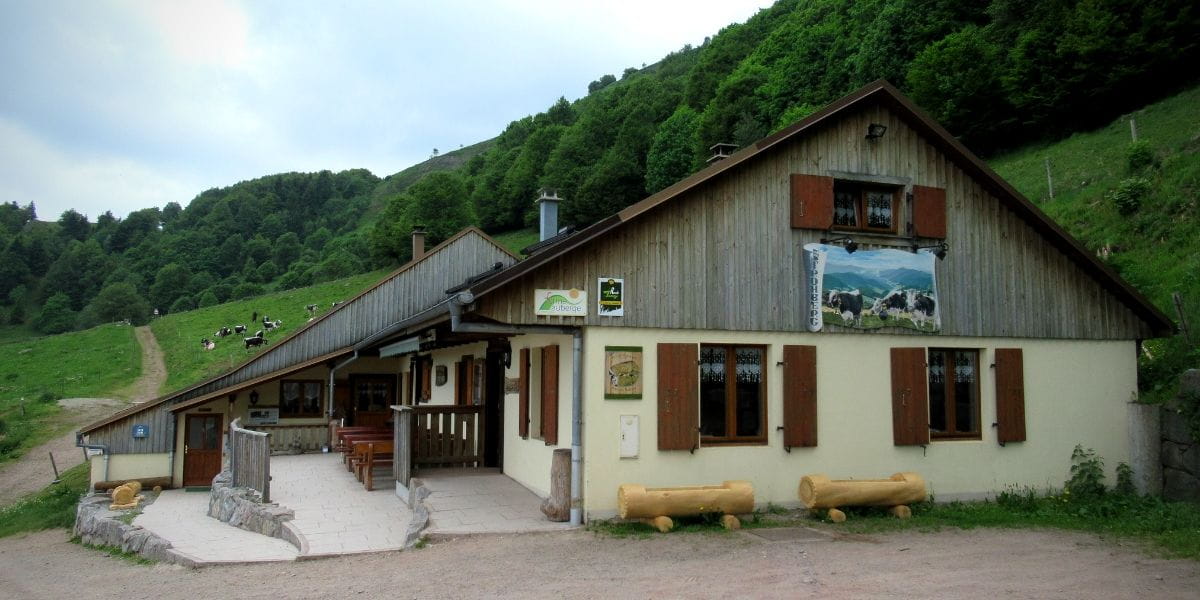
[134,490,299,563]
[420,468,576,535]
[271,454,413,555]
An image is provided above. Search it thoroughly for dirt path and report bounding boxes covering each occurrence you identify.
[1,527,1197,599]
[0,326,167,507]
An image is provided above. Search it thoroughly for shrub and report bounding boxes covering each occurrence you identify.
[1107,176,1151,215]
[1126,140,1157,173]
[1065,445,1106,500]
[231,282,265,300]
[169,296,195,314]
[36,391,60,404]
[1115,462,1136,496]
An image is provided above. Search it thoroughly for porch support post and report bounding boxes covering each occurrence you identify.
[570,329,583,526]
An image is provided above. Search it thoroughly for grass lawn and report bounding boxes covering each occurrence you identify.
[151,271,386,393]
[490,228,538,255]
[0,324,141,462]
[0,463,88,537]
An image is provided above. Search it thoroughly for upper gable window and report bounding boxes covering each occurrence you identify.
[833,181,897,233]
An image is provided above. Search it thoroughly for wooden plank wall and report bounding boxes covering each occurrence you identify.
[477,102,1150,340]
[87,404,174,453]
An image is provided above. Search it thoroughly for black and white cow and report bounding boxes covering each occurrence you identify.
[827,290,864,325]
[911,293,937,326]
[244,335,267,349]
[872,290,909,321]
[214,326,232,338]
[234,324,247,334]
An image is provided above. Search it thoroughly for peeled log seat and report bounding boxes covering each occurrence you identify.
[798,472,926,509]
[618,481,754,520]
[109,480,145,509]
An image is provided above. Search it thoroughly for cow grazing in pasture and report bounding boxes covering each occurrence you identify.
[251,311,258,323]
[305,304,318,312]
[263,319,281,331]
[214,327,232,338]
[234,325,246,334]
[244,335,267,349]
[828,290,864,325]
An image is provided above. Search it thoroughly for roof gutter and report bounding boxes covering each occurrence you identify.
[449,292,584,526]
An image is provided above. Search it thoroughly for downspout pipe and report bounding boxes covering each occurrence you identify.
[449,292,584,526]
[328,351,360,420]
[75,431,109,486]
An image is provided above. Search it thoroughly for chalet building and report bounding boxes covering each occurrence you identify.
[79,81,1172,524]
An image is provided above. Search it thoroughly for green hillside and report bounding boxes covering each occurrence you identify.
[990,85,1200,399]
[0,324,141,462]
[151,270,386,393]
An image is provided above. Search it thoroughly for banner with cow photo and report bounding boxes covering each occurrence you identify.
[802,243,940,332]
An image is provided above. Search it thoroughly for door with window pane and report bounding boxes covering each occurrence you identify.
[183,414,222,487]
[352,375,395,427]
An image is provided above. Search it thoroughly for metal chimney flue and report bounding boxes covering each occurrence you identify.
[535,188,561,242]
[411,225,426,260]
[707,142,738,164]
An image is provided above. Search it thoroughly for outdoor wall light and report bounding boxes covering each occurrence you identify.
[913,242,949,260]
[865,123,888,139]
[820,236,859,253]
[249,389,260,405]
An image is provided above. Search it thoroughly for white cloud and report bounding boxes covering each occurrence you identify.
[0,117,200,219]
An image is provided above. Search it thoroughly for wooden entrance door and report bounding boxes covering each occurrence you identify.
[183,414,222,487]
[351,374,396,428]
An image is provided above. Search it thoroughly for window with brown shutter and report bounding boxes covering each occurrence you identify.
[791,174,834,230]
[541,345,559,445]
[518,348,530,439]
[781,345,817,448]
[912,185,947,238]
[657,343,699,451]
[890,347,930,446]
[927,348,981,440]
[994,348,1026,443]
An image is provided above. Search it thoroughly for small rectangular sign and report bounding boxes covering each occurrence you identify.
[534,289,587,317]
[598,277,624,317]
[247,408,279,425]
[132,424,149,439]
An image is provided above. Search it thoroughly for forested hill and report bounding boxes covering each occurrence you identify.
[1,0,1197,338]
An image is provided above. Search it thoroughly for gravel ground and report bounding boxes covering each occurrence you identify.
[2,526,1197,599]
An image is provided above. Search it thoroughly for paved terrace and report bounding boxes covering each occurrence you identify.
[132,454,570,565]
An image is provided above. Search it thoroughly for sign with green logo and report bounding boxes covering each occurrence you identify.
[598,277,624,317]
[535,289,587,316]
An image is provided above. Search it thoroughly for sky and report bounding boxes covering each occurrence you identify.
[0,0,774,221]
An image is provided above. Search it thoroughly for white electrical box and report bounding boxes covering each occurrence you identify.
[619,415,639,458]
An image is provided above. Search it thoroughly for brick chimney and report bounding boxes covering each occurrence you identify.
[535,188,561,242]
[411,225,426,260]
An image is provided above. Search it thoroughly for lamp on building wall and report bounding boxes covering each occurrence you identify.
[249,389,260,406]
[912,242,949,260]
[865,123,888,140]
[820,236,859,254]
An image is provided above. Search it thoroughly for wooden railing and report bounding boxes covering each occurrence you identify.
[229,418,271,502]
[412,405,484,467]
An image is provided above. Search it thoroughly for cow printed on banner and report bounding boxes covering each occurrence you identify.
[802,243,940,332]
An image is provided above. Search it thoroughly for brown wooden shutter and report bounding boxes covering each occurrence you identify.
[890,348,930,446]
[781,345,818,448]
[790,174,834,230]
[657,343,699,451]
[994,348,1027,443]
[518,348,530,438]
[541,345,559,445]
[912,185,947,238]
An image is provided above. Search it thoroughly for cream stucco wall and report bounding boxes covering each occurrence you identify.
[425,342,489,406]
[579,327,1137,519]
[89,452,172,485]
[501,333,575,498]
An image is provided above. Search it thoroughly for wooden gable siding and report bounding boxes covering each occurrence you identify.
[476,102,1149,340]
[86,232,516,452]
[87,404,176,454]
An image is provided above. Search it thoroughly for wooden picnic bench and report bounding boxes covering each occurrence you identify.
[349,440,394,491]
[339,432,392,469]
[333,426,392,452]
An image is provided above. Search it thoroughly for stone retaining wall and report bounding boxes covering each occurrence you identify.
[73,495,194,566]
[1162,369,1200,502]
[207,470,297,546]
